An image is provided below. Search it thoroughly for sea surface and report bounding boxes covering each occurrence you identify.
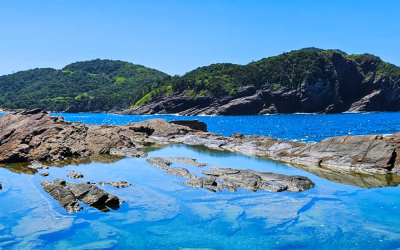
[1,112,400,249]
[53,112,400,142]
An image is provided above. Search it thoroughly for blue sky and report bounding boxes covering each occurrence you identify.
[1,0,399,76]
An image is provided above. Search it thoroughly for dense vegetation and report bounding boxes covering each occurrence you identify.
[0,59,167,112]
[135,48,343,105]
[1,49,400,112]
[135,48,400,106]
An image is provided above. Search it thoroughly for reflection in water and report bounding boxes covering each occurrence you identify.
[49,154,126,167]
[0,145,400,249]
[0,162,38,175]
[181,145,400,189]
[283,162,400,189]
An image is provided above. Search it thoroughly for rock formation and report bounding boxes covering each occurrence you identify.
[1,110,400,184]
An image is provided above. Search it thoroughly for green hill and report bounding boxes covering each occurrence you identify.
[135,48,400,107]
[0,59,168,112]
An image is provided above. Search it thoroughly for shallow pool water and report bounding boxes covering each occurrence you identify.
[1,145,400,249]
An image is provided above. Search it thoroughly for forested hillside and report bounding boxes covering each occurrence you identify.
[0,59,168,112]
[2,49,400,114]
[126,48,400,115]
[135,48,400,106]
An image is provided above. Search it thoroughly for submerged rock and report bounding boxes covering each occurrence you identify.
[40,181,83,213]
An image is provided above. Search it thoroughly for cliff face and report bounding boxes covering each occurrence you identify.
[122,52,400,115]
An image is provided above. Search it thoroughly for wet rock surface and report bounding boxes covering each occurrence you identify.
[0,182,2,190]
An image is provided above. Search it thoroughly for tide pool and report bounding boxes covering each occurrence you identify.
[1,112,400,249]
[0,145,400,249]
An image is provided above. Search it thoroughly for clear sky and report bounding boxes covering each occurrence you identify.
[1,0,399,76]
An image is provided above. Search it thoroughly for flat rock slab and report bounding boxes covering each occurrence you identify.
[107,181,131,188]
[147,157,314,193]
[200,167,315,193]
[110,148,148,158]
[146,157,173,169]
[167,157,207,167]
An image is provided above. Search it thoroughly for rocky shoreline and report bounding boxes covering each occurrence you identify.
[1,109,400,213]
[1,109,400,176]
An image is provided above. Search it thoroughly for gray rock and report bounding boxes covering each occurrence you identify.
[165,167,197,179]
[54,178,66,186]
[201,167,315,193]
[40,181,83,213]
[68,172,84,179]
[0,182,2,190]
[68,183,120,211]
[183,177,218,192]
[107,181,131,188]
[92,181,105,186]
[110,147,147,158]
[40,172,49,177]
[167,157,207,167]
[146,157,172,169]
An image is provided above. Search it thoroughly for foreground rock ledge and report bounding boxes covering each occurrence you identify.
[1,109,400,178]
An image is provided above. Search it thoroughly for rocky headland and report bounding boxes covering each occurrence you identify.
[121,51,400,115]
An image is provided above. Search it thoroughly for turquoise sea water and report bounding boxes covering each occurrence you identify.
[1,113,400,249]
